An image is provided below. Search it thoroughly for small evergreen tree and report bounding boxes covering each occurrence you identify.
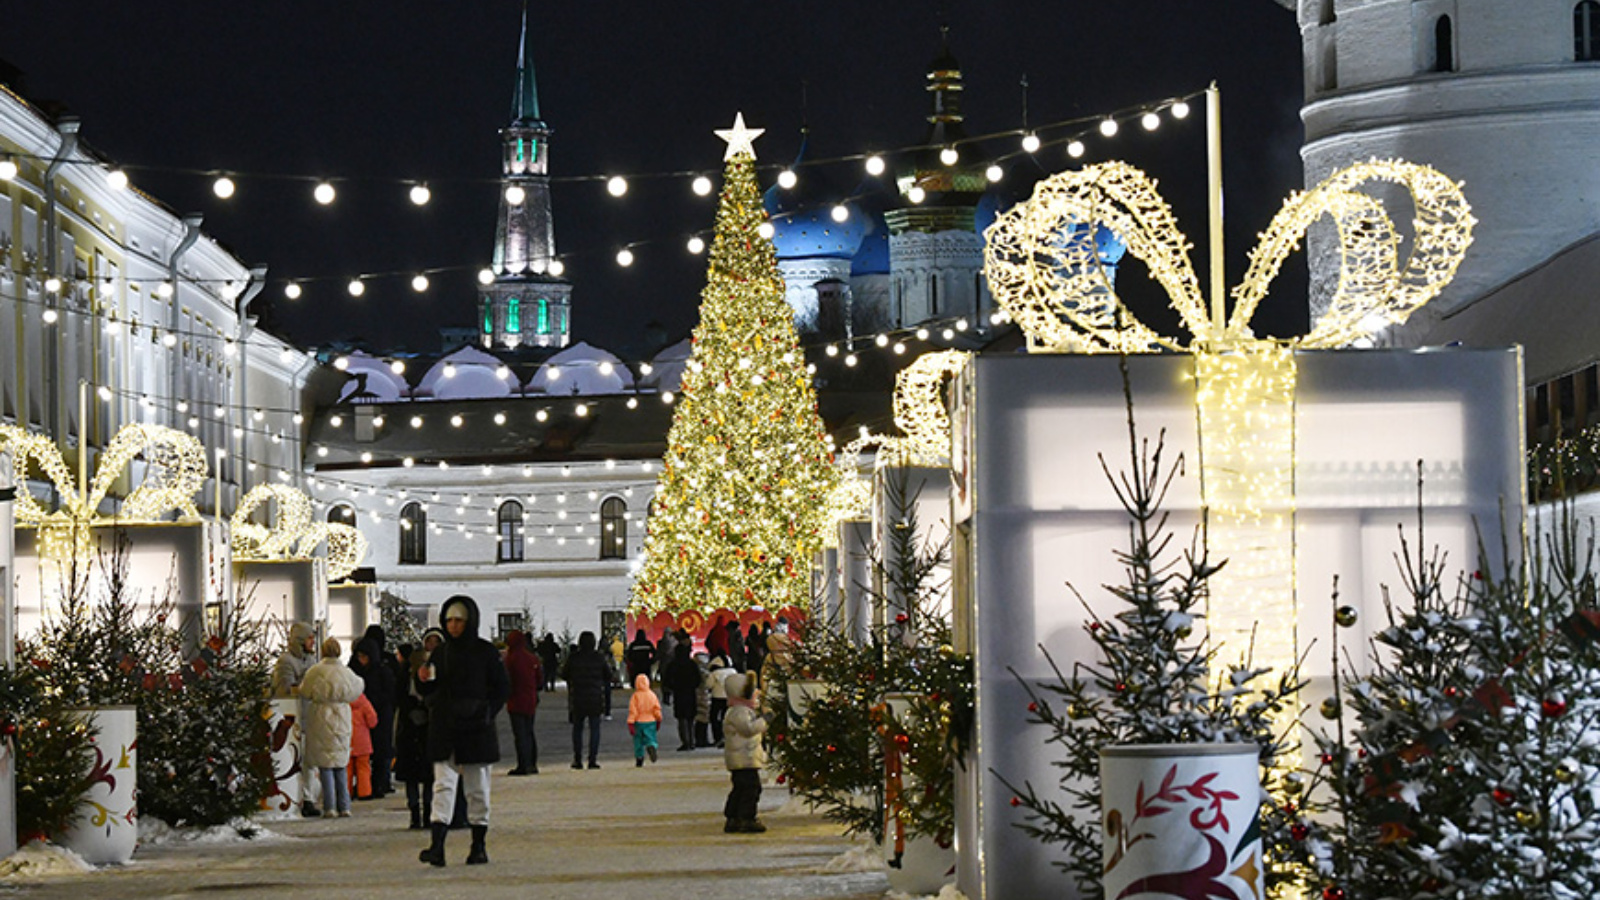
[0,661,95,843]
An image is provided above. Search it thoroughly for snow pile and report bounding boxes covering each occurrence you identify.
[886,885,968,900]
[774,792,817,815]
[821,839,887,874]
[138,817,287,847]
[0,840,93,878]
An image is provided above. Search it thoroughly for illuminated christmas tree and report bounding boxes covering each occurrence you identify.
[631,114,837,618]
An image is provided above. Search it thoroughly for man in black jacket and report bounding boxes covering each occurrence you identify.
[350,626,396,798]
[417,595,509,867]
[564,631,611,770]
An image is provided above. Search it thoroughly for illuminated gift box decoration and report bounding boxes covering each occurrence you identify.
[951,160,1521,899]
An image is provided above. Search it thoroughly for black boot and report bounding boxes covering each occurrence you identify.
[408,805,423,830]
[466,824,488,865]
[418,822,447,867]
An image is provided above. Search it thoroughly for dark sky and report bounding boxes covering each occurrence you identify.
[3,1,1306,356]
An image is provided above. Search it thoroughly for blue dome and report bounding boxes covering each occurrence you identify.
[851,222,890,275]
[975,187,1015,244]
[769,204,869,261]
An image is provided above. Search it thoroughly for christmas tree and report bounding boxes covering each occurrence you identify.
[631,113,837,617]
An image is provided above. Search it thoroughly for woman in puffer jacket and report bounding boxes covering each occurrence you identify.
[300,637,367,818]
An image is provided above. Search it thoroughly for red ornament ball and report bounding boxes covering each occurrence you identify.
[893,734,910,749]
[1542,698,1568,718]
[1290,823,1310,841]
[1492,787,1515,806]
[826,744,838,753]
[1114,682,1127,692]
[894,613,909,624]
[0,721,15,738]
[1027,702,1038,713]
[1088,622,1102,631]
[1320,753,1335,766]
[1323,888,1346,900]
[775,734,785,743]
[1444,686,1459,698]
[776,774,787,785]
[1009,796,1021,807]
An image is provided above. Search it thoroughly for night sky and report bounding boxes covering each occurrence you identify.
[3,1,1306,358]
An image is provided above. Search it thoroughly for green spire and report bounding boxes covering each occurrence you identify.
[511,1,542,124]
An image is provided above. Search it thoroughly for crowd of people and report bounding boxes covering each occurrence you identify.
[269,600,792,864]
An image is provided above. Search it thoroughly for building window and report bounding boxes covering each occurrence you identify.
[1579,2,1600,60]
[399,502,427,565]
[498,500,525,562]
[930,274,939,316]
[1434,16,1455,72]
[497,612,525,639]
[537,298,550,334]
[507,298,521,334]
[328,504,356,526]
[600,497,626,560]
[482,303,494,335]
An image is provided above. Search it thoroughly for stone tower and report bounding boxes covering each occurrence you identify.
[479,3,572,350]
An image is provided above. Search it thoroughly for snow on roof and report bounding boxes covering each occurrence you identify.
[416,345,515,400]
[639,338,691,392]
[523,341,636,395]
[336,351,409,403]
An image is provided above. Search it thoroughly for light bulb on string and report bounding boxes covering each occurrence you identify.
[687,236,705,254]
[347,278,365,297]
[477,268,495,285]
[874,334,889,347]
[908,186,926,204]
[825,344,839,357]
[411,274,429,292]
[548,259,565,276]
[692,175,713,196]
[1171,100,1191,119]
[157,280,174,298]
[390,360,406,375]
[495,365,511,380]
[661,391,674,404]
[1142,111,1161,131]
[442,362,457,378]
[213,175,236,199]
[1021,132,1041,153]
[607,176,628,197]
[639,362,653,375]
[0,158,16,180]
[535,409,549,422]
[616,248,635,267]
[865,155,886,176]
[410,415,424,429]
[777,169,798,189]
[284,282,302,300]
[106,169,128,191]
[986,164,1004,183]
[939,146,959,166]
[161,331,177,348]
[916,327,930,340]
[41,308,58,325]
[494,412,507,425]
[1067,140,1086,159]
[1099,118,1119,137]
[942,328,955,340]
[505,185,526,205]
[409,183,431,205]
[313,182,336,205]
[333,356,349,371]
[44,277,61,293]
[757,222,775,239]
[844,353,858,367]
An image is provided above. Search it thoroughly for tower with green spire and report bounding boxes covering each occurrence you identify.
[479,2,571,350]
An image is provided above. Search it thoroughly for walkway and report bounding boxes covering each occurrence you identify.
[4,688,891,900]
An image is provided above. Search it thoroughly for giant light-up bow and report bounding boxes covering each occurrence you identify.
[0,423,209,564]
[983,158,1474,689]
[231,484,368,583]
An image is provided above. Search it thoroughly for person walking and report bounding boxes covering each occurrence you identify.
[656,629,679,705]
[537,633,560,692]
[725,620,747,673]
[502,629,542,776]
[662,642,701,752]
[395,648,433,830]
[349,634,395,799]
[707,651,735,747]
[417,596,509,868]
[722,672,770,833]
[300,637,366,819]
[563,631,610,769]
[626,628,656,684]
[693,652,714,748]
[272,621,323,817]
[744,624,766,685]
[626,673,662,767]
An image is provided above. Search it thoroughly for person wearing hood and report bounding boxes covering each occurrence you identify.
[626,673,663,766]
[350,628,397,799]
[272,621,324,817]
[626,628,656,684]
[502,630,543,776]
[721,672,771,833]
[300,637,368,818]
[417,595,509,867]
[563,631,611,769]
[395,646,434,829]
[663,643,702,752]
[537,632,560,692]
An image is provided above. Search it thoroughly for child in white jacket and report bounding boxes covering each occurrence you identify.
[721,672,769,833]
[299,637,367,818]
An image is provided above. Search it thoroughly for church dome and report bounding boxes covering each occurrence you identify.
[762,134,869,261]
[974,186,1015,244]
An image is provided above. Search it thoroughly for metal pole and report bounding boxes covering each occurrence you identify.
[77,379,87,504]
[1206,83,1226,339]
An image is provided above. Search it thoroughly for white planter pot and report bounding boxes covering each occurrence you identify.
[261,699,303,815]
[883,832,956,896]
[785,679,827,719]
[59,707,137,865]
[1100,743,1262,900]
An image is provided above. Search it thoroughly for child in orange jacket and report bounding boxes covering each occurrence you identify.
[348,692,379,800]
[627,673,663,767]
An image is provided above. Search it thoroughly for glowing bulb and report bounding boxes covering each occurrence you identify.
[616,248,635,267]
[478,268,495,285]
[106,169,128,191]
[347,279,365,297]
[213,175,235,198]
[162,331,177,348]
[942,328,955,340]
[830,204,849,223]
[450,415,464,428]
[916,327,930,340]
[360,452,372,464]
[908,186,926,204]
[44,277,62,293]
[41,306,57,322]
[640,362,653,375]
[410,415,423,429]
[661,391,674,404]
[443,363,457,378]
[626,397,638,409]
[252,408,266,422]
[956,318,970,331]
[874,334,889,347]
[495,365,511,380]
[865,155,886,176]
[599,361,615,376]
[97,385,112,402]
[284,282,302,300]
[0,158,16,180]
[390,360,406,375]
[986,164,1004,183]
[1067,140,1086,159]
[774,169,798,190]
[1021,133,1041,153]
[157,280,174,298]
[893,342,906,355]
[494,412,507,425]
[505,185,526,205]
[548,259,565,276]
[687,236,706,254]
[939,146,959,166]
[1171,100,1191,120]
[330,415,343,426]
[536,409,549,422]
[1099,118,1119,137]
[692,175,713,196]
[576,403,589,417]
[757,222,775,239]
[313,182,336,205]
[606,175,628,197]
[1142,111,1161,131]
[825,344,839,357]
[844,353,858,367]
[409,183,431,205]
[412,274,429,292]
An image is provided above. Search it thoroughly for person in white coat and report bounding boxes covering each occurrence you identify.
[299,637,367,818]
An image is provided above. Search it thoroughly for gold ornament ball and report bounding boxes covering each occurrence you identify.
[1515,808,1542,828]
[939,644,954,657]
[1319,697,1341,720]
[1174,625,1193,640]
[1555,764,1577,784]
[1282,773,1306,795]
[1335,606,1359,628]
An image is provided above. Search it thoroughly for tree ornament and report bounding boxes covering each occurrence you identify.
[1290,822,1310,841]
[1319,697,1341,719]
[1283,772,1305,795]
[1026,702,1038,714]
[1492,787,1515,806]
[1555,764,1577,784]
[0,720,15,738]
[1542,697,1568,718]
[1335,605,1359,627]
[1173,624,1193,639]
[1515,808,1542,828]
[1010,796,1021,807]
[1322,888,1346,900]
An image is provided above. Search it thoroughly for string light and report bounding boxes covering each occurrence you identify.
[1099,118,1119,137]
[1171,100,1191,119]
[830,204,849,223]
[41,309,57,325]
[106,169,128,191]
[939,147,959,166]
[347,278,365,297]
[777,169,798,189]
[1141,111,1162,131]
[0,157,16,180]
[284,282,302,299]
[411,274,429,292]
[409,183,431,205]
[1067,140,1085,159]
[616,248,635,267]
[548,259,565,276]
[865,155,886,176]
[389,360,406,375]
[687,236,705,254]
[1021,133,1041,154]
[986,164,1004,183]
[212,175,235,198]
[44,277,61,293]
[606,175,628,197]
[907,186,926,204]
[505,185,526,205]
[477,268,495,285]
[313,182,336,205]
[692,175,713,196]
[157,280,174,298]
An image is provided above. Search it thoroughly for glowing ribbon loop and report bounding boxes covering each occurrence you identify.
[231,484,368,582]
[0,423,209,562]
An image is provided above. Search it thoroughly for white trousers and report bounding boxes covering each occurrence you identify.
[431,758,491,826]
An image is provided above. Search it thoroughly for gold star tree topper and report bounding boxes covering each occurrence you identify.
[715,112,764,161]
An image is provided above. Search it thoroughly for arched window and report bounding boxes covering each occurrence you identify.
[498,500,524,563]
[399,502,427,565]
[1433,16,1455,72]
[600,497,627,560]
[1578,2,1600,61]
[507,297,521,334]
[327,504,356,526]
[930,274,940,316]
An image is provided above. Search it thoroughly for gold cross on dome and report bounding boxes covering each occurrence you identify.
[715,112,765,161]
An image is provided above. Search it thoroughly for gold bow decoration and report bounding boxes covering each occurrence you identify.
[982,158,1474,695]
[824,350,972,532]
[0,422,209,564]
[231,483,368,583]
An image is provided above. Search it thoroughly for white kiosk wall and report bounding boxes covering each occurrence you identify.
[328,582,375,650]
[0,462,15,857]
[235,559,330,646]
[871,466,953,627]
[951,349,1524,900]
[838,519,873,645]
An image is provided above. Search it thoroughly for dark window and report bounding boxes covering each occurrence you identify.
[1585,365,1600,426]
[1535,383,1552,433]
[930,274,939,316]
[399,502,427,565]
[1434,16,1455,73]
[498,500,525,562]
[600,497,626,560]
[497,612,525,639]
[327,504,356,526]
[1560,374,1578,436]
[1579,2,1600,60]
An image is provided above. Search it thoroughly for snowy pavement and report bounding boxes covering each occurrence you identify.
[1,687,893,900]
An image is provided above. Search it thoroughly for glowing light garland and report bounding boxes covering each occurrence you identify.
[0,422,209,564]
[231,483,369,582]
[983,158,1474,696]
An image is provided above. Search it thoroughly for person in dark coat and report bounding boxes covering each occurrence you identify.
[417,595,509,868]
[744,624,766,683]
[537,633,560,692]
[725,620,747,672]
[626,628,656,684]
[502,630,542,776]
[350,626,397,798]
[395,647,433,829]
[656,629,679,704]
[563,631,610,769]
[663,643,702,751]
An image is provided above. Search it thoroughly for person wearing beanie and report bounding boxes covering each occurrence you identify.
[721,672,770,833]
[417,595,509,868]
[272,621,323,816]
[299,637,367,819]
